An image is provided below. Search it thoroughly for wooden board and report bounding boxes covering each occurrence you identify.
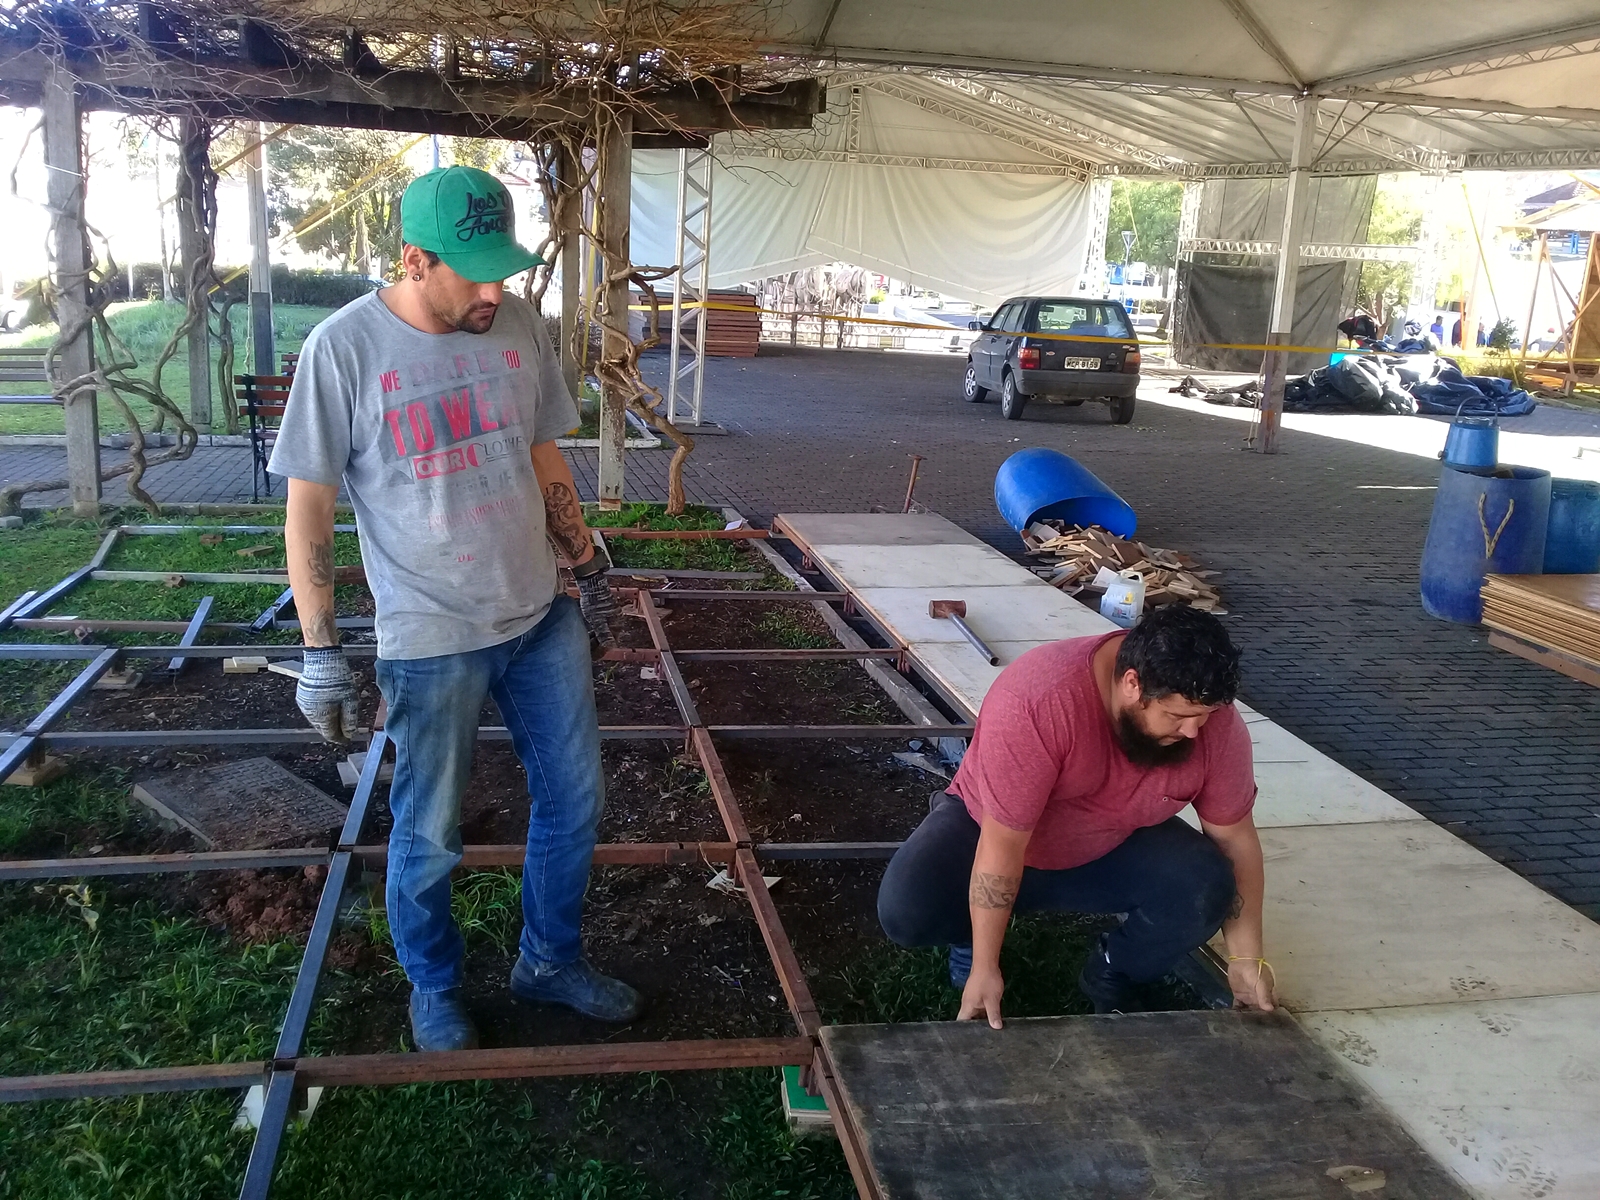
[1227,821,1600,1013]
[776,512,988,549]
[821,1012,1475,1200]
[1301,993,1600,1200]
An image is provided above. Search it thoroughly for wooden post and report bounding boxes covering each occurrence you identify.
[177,117,212,432]
[42,60,100,516]
[245,122,275,375]
[1258,95,1315,456]
[557,142,582,401]
[596,111,633,511]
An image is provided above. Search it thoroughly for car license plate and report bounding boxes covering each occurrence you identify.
[1061,356,1101,370]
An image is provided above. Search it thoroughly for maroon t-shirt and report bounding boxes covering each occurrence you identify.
[949,633,1256,870]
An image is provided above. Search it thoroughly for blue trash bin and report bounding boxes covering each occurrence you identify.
[994,447,1137,536]
[1543,478,1600,574]
[1420,464,1551,623]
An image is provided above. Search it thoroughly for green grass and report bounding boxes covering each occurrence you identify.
[0,888,308,1078]
[585,504,772,575]
[0,771,133,858]
[756,610,832,650]
[0,302,336,435]
[827,913,1203,1026]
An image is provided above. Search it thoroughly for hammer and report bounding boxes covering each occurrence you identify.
[928,600,999,665]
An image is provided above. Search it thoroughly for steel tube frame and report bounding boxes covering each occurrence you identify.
[0,526,927,1200]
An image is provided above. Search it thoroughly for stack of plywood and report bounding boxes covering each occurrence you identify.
[1481,573,1600,680]
[705,290,760,357]
[1022,521,1224,613]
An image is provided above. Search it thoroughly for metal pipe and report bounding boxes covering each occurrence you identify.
[0,647,121,782]
[947,614,1000,665]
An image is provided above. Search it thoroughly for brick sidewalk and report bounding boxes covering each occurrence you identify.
[5,344,1599,917]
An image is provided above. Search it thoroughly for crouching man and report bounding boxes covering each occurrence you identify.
[270,165,641,1051]
[878,605,1274,1025]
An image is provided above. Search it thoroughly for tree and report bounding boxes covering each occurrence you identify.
[1355,179,1424,323]
[270,129,413,275]
[1104,179,1183,268]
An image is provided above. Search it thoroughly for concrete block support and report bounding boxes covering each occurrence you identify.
[42,61,100,516]
[1259,95,1316,456]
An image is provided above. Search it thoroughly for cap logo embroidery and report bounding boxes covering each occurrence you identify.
[454,190,509,242]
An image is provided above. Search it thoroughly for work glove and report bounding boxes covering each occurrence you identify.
[295,646,360,743]
[575,567,618,650]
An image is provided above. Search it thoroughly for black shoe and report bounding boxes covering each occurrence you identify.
[1077,933,1140,1015]
[510,953,644,1023]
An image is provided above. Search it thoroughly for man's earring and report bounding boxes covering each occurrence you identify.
[411,274,422,281]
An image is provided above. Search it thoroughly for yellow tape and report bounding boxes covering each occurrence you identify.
[634,299,1600,365]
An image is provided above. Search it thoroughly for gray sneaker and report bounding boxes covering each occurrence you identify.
[408,988,480,1052]
[510,953,644,1023]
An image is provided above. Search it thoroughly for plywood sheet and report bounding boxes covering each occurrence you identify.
[777,512,988,548]
[1302,994,1600,1200]
[854,585,1113,646]
[1228,821,1600,1013]
[802,542,1040,590]
[1244,718,1422,826]
[821,1011,1474,1200]
[907,640,1055,713]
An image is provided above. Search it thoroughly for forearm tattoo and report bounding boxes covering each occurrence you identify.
[542,480,591,561]
[308,538,335,588]
[1228,892,1245,921]
[306,607,338,648]
[970,872,1021,910]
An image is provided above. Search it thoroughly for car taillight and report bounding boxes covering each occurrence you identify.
[1018,347,1040,369]
[1122,350,1141,374]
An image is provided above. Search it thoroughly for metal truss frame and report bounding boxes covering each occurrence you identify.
[1179,238,1421,263]
[862,75,1100,178]
[0,523,986,1200]
[666,146,713,428]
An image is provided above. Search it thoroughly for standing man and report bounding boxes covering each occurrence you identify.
[878,606,1273,1024]
[270,165,641,1052]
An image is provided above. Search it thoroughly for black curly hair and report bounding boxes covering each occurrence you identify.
[1113,604,1241,706]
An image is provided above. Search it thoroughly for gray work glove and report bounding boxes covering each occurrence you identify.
[574,567,618,650]
[295,646,360,743]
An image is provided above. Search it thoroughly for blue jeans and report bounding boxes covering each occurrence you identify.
[878,791,1235,982]
[375,596,603,995]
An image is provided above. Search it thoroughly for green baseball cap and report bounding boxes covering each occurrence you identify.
[401,165,544,283]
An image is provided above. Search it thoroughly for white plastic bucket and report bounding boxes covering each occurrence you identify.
[1100,571,1145,629]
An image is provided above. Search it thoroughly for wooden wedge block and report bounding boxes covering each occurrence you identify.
[223,656,269,674]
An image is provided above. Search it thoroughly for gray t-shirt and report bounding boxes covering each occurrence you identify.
[268,291,578,660]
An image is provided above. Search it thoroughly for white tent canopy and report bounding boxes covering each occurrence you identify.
[631,82,1095,305]
[758,1,1600,175]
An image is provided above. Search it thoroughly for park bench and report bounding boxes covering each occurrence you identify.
[234,374,292,503]
[0,347,56,407]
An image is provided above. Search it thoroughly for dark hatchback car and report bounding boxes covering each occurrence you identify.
[963,296,1141,423]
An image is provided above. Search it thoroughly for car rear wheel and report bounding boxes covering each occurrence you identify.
[1000,372,1027,420]
[1111,395,1137,424]
[963,361,988,402]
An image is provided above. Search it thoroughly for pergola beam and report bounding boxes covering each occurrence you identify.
[0,41,823,136]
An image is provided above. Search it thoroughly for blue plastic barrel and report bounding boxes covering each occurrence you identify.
[1420,464,1551,623]
[1440,417,1498,469]
[1543,478,1600,574]
[994,447,1137,536]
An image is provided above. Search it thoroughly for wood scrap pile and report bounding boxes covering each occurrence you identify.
[1480,573,1600,669]
[1021,521,1225,613]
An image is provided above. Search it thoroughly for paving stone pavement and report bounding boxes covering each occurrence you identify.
[4,344,1599,917]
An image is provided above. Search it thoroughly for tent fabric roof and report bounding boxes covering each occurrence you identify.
[753,1,1600,175]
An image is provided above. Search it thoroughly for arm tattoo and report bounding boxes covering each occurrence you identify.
[1228,891,1245,921]
[306,608,339,648]
[542,480,591,561]
[970,872,1021,910]
[308,539,335,588]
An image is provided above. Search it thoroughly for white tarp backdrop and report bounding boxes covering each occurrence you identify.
[631,82,1094,304]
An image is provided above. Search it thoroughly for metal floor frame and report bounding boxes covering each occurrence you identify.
[0,520,975,1200]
